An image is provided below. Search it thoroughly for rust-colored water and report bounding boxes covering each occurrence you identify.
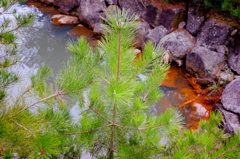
[156,65,214,129]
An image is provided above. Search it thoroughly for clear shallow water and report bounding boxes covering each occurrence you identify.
[4,3,77,104]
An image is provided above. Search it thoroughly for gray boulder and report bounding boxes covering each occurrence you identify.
[119,0,148,17]
[228,29,240,75]
[55,0,79,14]
[186,12,204,35]
[133,21,151,48]
[156,8,185,31]
[186,46,225,85]
[145,25,169,46]
[216,103,240,134]
[78,0,106,28]
[186,2,205,35]
[196,19,232,49]
[93,23,103,35]
[119,0,186,31]
[142,5,186,30]
[221,78,240,114]
[159,28,195,60]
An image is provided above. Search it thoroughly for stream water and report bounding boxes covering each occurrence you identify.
[10,2,213,131]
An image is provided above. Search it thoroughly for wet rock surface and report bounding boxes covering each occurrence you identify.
[186,46,225,85]
[51,14,79,24]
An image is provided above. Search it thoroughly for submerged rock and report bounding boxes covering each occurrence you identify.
[186,46,225,85]
[159,28,195,61]
[51,14,79,24]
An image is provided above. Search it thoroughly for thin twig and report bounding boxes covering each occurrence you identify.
[60,124,112,136]
[92,69,110,84]
[116,31,121,81]
[94,141,111,150]
[11,91,63,117]
[13,121,36,137]
[115,122,169,131]
[62,58,101,92]
[213,144,240,159]
[0,2,17,15]
[89,106,112,124]
[177,95,201,109]
[64,154,76,159]
[79,93,112,123]
[63,79,94,95]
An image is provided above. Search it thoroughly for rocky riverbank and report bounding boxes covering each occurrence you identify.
[30,0,240,133]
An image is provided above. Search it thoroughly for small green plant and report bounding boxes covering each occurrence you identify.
[1,1,240,159]
[194,0,240,18]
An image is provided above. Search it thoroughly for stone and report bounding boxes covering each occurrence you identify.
[196,19,232,49]
[221,78,240,114]
[215,45,228,54]
[93,23,103,35]
[186,2,205,35]
[157,8,185,31]
[78,0,106,28]
[55,0,79,14]
[106,0,117,5]
[144,25,169,46]
[186,46,225,85]
[159,28,195,60]
[133,21,151,48]
[51,14,79,25]
[186,12,204,35]
[142,1,186,31]
[119,0,148,17]
[228,29,240,75]
[219,72,234,83]
[39,0,55,5]
[67,24,94,40]
[178,21,186,29]
[216,103,240,134]
[142,4,158,27]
